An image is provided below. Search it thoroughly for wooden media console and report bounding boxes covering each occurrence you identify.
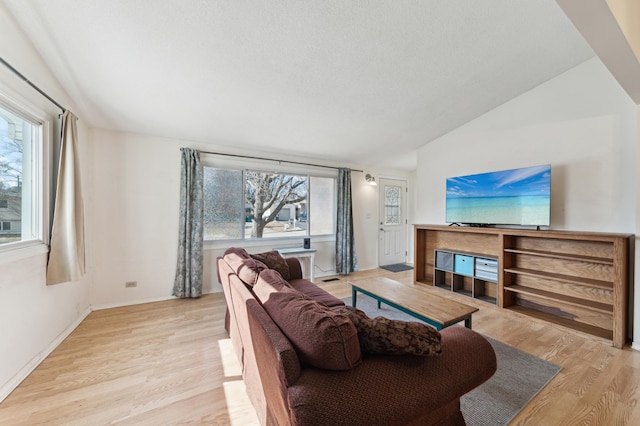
[414,224,633,348]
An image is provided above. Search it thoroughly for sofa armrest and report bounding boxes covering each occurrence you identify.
[285,257,303,280]
[288,327,496,426]
[246,298,301,425]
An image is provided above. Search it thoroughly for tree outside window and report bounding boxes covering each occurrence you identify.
[203,166,334,241]
[245,171,306,238]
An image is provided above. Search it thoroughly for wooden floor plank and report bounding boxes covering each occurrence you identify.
[0,267,639,425]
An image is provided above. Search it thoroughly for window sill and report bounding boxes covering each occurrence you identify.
[0,241,49,265]
[204,234,335,251]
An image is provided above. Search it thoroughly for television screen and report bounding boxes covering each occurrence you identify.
[445,164,551,226]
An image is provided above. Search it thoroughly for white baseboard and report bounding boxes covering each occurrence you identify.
[91,295,175,311]
[90,290,217,311]
[0,306,92,403]
[631,341,639,352]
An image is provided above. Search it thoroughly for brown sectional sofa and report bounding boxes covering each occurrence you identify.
[217,248,497,425]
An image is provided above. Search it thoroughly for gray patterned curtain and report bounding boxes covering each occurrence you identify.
[173,148,203,298]
[336,168,357,274]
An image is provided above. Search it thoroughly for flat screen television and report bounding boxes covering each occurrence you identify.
[445,164,551,226]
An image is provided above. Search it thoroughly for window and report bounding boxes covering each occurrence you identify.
[203,165,336,241]
[203,168,243,240]
[384,184,401,225]
[0,101,46,248]
[308,176,335,235]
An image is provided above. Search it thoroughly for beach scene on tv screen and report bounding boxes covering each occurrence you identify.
[446,165,551,225]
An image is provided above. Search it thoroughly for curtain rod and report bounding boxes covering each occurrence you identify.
[0,56,66,112]
[201,151,363,173]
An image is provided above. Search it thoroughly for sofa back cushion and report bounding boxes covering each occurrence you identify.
[284,257,303,280]
[254,269,361,371]
[250,250,291,280]
[223,247,267,287]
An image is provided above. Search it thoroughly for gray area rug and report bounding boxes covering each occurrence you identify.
[342,294,561,426]
[379,263,414,272]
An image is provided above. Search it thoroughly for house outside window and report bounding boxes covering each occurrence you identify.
[0,100,47,248]
[203,164,336,241]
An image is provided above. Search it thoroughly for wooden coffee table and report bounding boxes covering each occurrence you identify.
[349,277,479,330]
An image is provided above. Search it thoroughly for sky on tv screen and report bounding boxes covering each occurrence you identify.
[446,165,550,198]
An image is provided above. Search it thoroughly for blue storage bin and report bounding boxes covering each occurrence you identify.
[454,254,474,276]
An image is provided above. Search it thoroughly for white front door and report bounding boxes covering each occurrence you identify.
[378,178,408,266]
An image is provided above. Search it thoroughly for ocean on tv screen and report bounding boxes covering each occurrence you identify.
[445,195,550,225]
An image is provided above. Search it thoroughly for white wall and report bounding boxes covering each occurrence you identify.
[635,104,640,351]
[352,176,380,271]
[89,130,182,308]
[415,57,638,345]
[89,128,411,308]
[0,5,92,401]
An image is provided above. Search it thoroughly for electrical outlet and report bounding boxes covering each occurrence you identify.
[125,281,137,288]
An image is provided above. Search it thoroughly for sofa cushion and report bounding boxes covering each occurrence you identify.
[250,250,290,280]
[253,269,361,370]
[339,306,442,356]
[288,278,345,307]
[223,247,267,287]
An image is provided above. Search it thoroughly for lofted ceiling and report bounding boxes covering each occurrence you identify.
[2,0,594,170]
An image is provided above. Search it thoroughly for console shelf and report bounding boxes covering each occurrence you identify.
[503,248,614,265]
[414,224,632,348]
[504,285,613,314]
[504,267,614,290]
[508,305,614,341]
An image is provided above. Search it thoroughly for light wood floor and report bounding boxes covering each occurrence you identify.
[1,268,639,425]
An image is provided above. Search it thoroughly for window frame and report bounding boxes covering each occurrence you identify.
[0,87,53,262]
[202,156,337,249]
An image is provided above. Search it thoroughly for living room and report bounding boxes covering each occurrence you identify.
[1,0,639,424]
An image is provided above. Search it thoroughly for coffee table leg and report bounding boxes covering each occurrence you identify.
[465,316,472,329]
[352,287,357,307]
